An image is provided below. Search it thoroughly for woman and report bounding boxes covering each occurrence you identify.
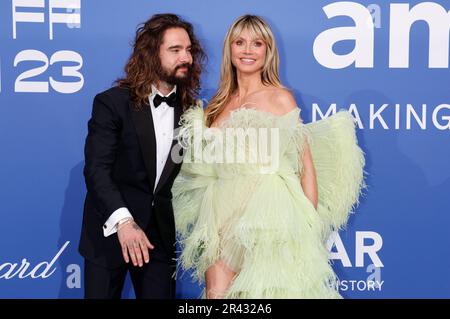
[172,15,365,298]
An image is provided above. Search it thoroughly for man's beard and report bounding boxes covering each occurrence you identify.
[158,63,192,85]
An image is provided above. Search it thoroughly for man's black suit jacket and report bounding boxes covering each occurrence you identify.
[79,86,183,269]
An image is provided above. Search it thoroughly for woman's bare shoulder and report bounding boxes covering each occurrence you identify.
[266,88,298,115]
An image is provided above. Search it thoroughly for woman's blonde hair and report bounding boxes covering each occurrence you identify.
[205,15,283,127]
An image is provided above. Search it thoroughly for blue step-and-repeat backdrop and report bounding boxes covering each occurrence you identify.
[0,0,449,298]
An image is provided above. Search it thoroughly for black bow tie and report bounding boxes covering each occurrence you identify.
[153,92,177,108]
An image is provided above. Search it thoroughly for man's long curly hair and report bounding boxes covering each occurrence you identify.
[117,14,206,110]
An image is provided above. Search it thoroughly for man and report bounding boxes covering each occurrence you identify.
[79,14,205,299]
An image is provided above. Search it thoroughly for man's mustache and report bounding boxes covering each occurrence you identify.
[175,63,191,71]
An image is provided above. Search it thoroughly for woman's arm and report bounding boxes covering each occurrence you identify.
[267,88,318,209]
[300,142,318,210]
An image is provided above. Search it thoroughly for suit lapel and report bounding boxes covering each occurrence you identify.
[130,101,157,193]
[154,102,183,194]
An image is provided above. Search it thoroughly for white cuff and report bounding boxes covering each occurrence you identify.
[103,207,133,237]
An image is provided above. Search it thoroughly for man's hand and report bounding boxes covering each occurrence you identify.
[117,221,154,267]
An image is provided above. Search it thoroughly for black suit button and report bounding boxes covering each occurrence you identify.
[103,225,107,229]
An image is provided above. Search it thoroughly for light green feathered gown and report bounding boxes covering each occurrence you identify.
[172,106,365,299]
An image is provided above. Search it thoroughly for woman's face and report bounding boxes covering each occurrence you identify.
[231,28,267,75]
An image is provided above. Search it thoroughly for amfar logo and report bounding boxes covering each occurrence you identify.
[313,2,450,68]
[328,231,384,292]
[328,231,383,268]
